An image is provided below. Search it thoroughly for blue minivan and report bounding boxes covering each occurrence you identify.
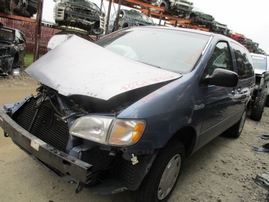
[0,26,255,202]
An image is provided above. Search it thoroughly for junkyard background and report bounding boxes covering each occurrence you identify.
[0,74,268,202]
[0,17,59,54]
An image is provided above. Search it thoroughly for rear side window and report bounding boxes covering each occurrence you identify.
[231,42,254,79]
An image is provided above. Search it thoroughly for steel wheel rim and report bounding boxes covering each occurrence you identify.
[157,154,181,200]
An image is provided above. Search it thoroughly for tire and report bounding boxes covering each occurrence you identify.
[133,140,185,202]
[250,91,267,121]
[122,23,129,28]
[12,54,19,69]
[265,95,269,107]
[190,14,195,23]
[226,108,247,138]
[160,2,169,12]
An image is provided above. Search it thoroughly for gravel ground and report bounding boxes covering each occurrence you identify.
[0,72,268,202]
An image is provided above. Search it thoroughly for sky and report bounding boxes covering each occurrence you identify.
[42,0,269,53]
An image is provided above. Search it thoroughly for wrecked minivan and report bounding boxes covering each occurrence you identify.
[0,27,255,202]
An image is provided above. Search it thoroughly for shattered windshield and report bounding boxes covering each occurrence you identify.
[96,28,209,73]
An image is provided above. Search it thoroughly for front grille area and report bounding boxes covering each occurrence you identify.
[14,98,70,152]
[117,156,136,184]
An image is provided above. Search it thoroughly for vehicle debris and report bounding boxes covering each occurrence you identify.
[252,143,269,153]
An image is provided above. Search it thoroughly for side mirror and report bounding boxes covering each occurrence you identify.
[202,68,238,87]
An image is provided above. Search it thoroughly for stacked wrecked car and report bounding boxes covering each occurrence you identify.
[0,25,26,76]
[53,0,106,35]
[108,9,155,33]
[0,0,38,17]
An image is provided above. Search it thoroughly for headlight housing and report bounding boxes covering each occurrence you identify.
[70,115,146,146]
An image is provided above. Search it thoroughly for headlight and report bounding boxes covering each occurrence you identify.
[70,116,146,146]
[70,116,113,144]
[109,119,145,146]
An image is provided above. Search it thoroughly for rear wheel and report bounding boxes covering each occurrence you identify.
[12,54,19,69]
[133,140,185,202]
[11,54,20,76]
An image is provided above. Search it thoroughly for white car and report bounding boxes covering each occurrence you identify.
[250,53,269,107]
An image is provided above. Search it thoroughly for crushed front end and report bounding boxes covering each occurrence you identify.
[0,84,158,194]
[0,34,182,194]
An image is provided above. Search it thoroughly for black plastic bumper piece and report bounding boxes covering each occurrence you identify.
[0,110,92,184]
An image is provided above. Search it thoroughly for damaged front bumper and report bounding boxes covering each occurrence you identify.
[0,102,156,194]
[0,110,92,184]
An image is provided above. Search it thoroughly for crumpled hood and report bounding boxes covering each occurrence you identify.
[26,35,181,100]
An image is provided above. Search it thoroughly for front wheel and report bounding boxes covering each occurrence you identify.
[133,140,185,202]
[250,91,267,121]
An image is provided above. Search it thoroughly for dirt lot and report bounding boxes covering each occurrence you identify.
[0,73,269,202]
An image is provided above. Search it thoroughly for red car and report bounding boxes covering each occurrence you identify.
[230,32,246,41]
